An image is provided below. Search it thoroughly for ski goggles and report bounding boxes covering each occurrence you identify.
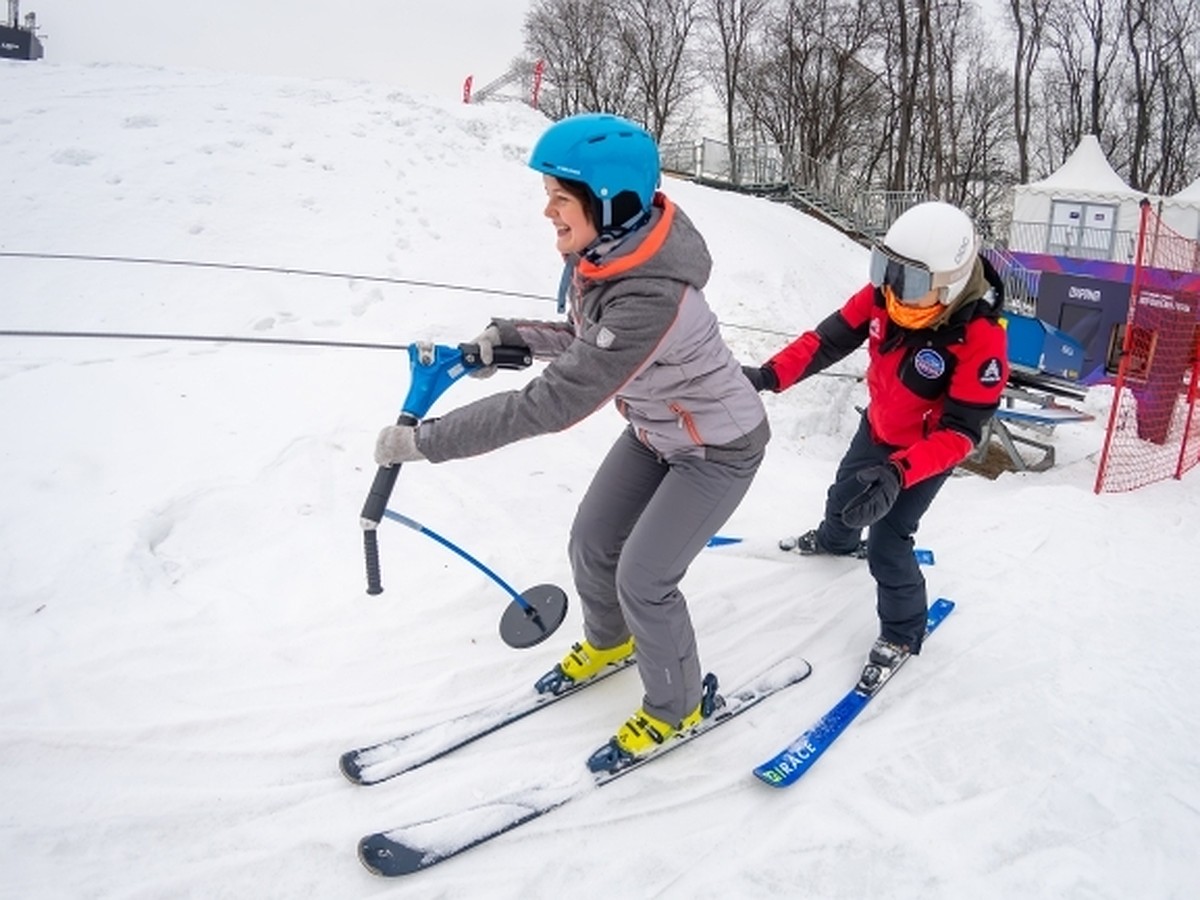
[868,245,940,304]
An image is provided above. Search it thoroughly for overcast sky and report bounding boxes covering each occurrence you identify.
[16,1,532,100]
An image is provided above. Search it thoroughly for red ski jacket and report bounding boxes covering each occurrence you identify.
[765,259,1009,486]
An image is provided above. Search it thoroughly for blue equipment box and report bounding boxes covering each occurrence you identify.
[1003,312,1084,382]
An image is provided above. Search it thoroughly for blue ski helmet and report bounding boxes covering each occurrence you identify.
[529,113,661,233]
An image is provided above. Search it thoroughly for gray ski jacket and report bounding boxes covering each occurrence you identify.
[415,193,769,464]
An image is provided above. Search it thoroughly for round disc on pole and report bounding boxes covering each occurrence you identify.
[499,584,568,649]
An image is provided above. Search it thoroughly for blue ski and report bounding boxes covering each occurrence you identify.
[752,598,954,788]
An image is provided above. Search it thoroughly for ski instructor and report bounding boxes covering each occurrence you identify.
[373,113,770,766]
[742,201,1008,689]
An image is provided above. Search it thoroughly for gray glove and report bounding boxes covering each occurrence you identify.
[469,324,502,378]
[374,424,426,466]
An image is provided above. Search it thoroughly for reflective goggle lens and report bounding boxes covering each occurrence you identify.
[869,246,933,303]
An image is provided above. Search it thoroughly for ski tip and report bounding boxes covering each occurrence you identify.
[358,833,429,877]
[914,548,935,565]
[339,752,366,784]
[706,535,742,547]
[928,597,956,624]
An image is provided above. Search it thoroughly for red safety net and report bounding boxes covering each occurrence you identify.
[1095,201,1200,493]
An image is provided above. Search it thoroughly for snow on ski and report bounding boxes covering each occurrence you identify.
[753,598,954,788]
[357,655,813,877]
[340,658,636,785]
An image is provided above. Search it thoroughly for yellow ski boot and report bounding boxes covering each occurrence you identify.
[534,636,635,696]
[587,673,720,773]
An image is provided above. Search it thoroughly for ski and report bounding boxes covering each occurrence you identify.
[777,536,935,565]
[709,536,934,565]
[752,598,954,788]
[340,657,637,786]
[358,655,813,877]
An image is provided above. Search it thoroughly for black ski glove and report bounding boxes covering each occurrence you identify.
[742,364,779,392]
[840,463,903,529]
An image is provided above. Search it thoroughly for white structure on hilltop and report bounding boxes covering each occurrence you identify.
[1008,135,1200,262]
[1162,177,1200,243]
[1008,136,1146,263]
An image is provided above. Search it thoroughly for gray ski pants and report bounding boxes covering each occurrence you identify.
[568,427,763,724]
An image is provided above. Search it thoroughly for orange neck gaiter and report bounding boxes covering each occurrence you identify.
[885,287,945,330]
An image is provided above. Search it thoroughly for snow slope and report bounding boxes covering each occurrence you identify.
[2,61,1198,899]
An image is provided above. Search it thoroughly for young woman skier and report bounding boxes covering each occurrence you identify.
[374,113,770,765]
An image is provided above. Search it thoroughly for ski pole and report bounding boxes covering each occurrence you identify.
[359,341,566,648]
[360,341,530,596]
[380,509,530,604]
[378,507,568,649]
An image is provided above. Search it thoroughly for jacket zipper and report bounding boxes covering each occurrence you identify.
[668,402,704,445]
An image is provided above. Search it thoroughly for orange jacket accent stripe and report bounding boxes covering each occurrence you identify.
[578,193,675,281]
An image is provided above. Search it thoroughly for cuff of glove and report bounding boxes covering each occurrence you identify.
[375,425,426,466]
[760,363,780,392]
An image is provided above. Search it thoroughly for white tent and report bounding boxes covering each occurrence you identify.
[1008,135,1145,263]
[1161,176,1200,243]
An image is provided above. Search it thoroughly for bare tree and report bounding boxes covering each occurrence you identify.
[614,0,703,141]
[701,0,769,183]
[523,0,634,119]
[1119,0,1200,194]
[516,0,1199,233]
[1036,0,1122,171]
[885,0,931,191]
[1154,0,1200,194]
[748,0,879,170]
[1122,0,1161,189]
[1006,0,1053,182]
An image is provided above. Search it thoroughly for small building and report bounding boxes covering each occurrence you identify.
[1007,135,1144,264]
[1162,177,1200,248]
[1003,135,1200,384]
[1,0,44,61]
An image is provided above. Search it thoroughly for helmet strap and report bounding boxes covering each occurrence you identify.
[555,260,572,314]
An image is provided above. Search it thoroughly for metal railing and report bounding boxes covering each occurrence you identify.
[982,245,1040,317]
[1006,220,1139,263]
[663,137,1045,316]
[661,138,924,239]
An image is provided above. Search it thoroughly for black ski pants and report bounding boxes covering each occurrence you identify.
[814,414,951,652]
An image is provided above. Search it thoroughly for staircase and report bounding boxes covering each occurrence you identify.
[468,62,538,104]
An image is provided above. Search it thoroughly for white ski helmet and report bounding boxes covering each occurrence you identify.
[877,201,979,305]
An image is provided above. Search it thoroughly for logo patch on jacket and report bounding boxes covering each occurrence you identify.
[913,348,946,379]
[978,357,1003,386]
[595,326,615,349]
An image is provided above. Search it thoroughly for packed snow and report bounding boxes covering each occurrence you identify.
[2,61,1198,899]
